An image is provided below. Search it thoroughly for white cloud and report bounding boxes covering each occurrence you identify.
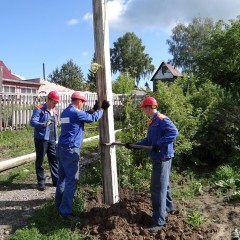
[67,18,79,26]
[107,0,127,21]
[106,0,240,33]
[81,51,88,57]
[82,12,93,21]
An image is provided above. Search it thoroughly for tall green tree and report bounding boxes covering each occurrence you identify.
[110,32,155,86]
[196,17,240,94]
[112,72,135,94]
[48,59,85,91]
[166,17,214,73]
[86,55,97,92]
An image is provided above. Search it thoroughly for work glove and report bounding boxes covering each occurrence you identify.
[93,100,99,111]
[152,144,161,152]
[101,100,110,110]
[125,142,134,149]
[44,119,53,127]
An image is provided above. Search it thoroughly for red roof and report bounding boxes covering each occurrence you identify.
[165,63,182,77]
[0,60,19,80]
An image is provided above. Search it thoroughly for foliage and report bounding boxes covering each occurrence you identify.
[167,17,214,73]
[86,55,97,92]
[110,32,155,86]
[212,165,240,195]
[7,227,42,240]
[196,17,240,94]
[192,94,240,166]
[186,209,207,227]
[112,72,135,94]
[154,80,200,163]
[48,59,86,91]
[117,95,150,166]
[116,147,151,188]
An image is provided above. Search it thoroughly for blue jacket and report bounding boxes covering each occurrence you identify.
[30,103,58,141]
[58,103,104,149]
[137,112,178,160]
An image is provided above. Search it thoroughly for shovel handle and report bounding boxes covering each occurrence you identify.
[102,142,152,150]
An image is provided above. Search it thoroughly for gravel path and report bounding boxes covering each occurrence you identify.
[0,152,99,240]
[0,175,55,240]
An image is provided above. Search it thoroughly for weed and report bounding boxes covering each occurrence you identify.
[186,209,207,227]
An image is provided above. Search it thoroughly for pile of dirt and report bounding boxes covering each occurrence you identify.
[79,188,240,240]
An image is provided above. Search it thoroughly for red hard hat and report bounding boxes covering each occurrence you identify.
[141,96,158,108]
[48,91,60,102]
[71,91,87,102]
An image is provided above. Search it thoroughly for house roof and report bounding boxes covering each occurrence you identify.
[0,60,20,80]
[151,62,182,81]
[37,79,74,94]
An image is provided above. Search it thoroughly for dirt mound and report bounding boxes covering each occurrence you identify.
[79,189,240,240]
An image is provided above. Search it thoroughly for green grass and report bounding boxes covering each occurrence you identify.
[186,209,207,227]
[0,126,35,160]
[0,124,100,161]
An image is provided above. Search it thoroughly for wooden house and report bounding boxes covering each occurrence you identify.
[151,62,182,91]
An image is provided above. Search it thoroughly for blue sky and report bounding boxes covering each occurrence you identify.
[1,0,239,89]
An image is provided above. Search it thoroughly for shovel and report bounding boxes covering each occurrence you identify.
[102,142,152,150]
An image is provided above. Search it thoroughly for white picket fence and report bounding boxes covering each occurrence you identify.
[0,93,144,131]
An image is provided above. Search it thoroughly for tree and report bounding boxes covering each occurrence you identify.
[196,17,240,93]
[112,72,135,94]
[110,32,155,86]
[85,55,97,92]
[166,17,214,73]
[48,59,85,91]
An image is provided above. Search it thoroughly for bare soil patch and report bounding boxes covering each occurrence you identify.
[80,188,240,240]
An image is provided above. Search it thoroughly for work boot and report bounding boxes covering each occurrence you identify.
[37,184,45,191]
[59,213,79,222]
[146,224,163,233]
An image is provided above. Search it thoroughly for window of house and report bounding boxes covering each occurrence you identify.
[162,66,168,74]
[10,87,15,93]
[3,86,15,93]
[21,88,37,94]
[21,88,27,93]
[3,86,9,92]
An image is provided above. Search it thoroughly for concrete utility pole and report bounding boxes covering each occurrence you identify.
[92,0,119,204]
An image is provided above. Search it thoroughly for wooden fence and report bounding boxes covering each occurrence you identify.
[0,93,144,131]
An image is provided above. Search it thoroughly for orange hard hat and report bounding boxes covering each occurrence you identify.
[141,96,158,108]
[48,91,60,102]
[71,91,87,102]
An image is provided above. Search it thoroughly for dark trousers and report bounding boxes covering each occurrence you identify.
[34,138,58,186]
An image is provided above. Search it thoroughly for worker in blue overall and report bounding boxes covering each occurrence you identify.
[125,96,178,233]
[30,91,60,191]
[55,91,110,220]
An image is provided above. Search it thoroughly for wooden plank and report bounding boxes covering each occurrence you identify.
[92,0,119,204]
